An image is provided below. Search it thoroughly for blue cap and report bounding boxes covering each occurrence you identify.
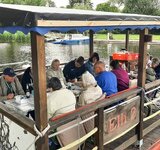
[3,68,16,77]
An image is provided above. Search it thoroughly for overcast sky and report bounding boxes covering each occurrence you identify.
[53,0,107,8]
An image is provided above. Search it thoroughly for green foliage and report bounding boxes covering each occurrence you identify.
[0,0,47,6]
[67,0,93,9]
[0,31,30,43]
[96,2,119,12]
[123,0,160,15]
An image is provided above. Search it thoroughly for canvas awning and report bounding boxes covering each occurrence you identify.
[1,3,160,34]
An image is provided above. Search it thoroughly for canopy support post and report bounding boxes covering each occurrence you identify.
[125,30,129,50]
[30,32,49,150]
[136,28,148,148]
[89,30,94,57]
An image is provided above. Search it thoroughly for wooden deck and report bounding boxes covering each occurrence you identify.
[85,115,160,150]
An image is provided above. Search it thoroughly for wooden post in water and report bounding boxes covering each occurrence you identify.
[89,30,94,57]
[30,32,49,150]
[94,107,104,150]
[136,28,148,148]
[125,30,129,51]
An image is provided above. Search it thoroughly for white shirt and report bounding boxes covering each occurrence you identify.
[47,88,76,119]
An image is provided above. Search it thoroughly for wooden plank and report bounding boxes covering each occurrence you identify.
[145,79,160,90]
[95,107,104,150]
[30,32,49,150]
[0,103,36,135]
[49,88,141,130]
[143,118,160,136]
[36,20,160,27]
[89,30,94,57]
[103,97,140,145]
[114,134,137,150]
[125,30,129,51]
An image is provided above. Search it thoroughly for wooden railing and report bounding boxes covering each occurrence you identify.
[0,80,160,149]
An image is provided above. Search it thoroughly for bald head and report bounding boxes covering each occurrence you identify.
[94,61,106,74]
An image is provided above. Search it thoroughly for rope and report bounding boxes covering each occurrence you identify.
[145,86,160,94]
[143,110,160,122]
[49,113,97,138]
[26,124,50,150]
[144,97,160,107]
[58,127,98,150]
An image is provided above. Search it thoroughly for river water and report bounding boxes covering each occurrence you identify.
[0,42,160,72]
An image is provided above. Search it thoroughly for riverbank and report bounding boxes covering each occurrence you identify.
[94,39,160,45]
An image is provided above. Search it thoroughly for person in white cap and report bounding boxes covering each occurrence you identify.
[77,71,103,107]
[0,68,24,101]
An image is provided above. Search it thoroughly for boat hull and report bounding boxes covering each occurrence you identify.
[54,39,89,45]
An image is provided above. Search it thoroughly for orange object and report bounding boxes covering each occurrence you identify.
[112,53,139,61]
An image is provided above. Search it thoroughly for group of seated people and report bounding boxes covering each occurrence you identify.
[146,53,160,83]
[0,52,131,121]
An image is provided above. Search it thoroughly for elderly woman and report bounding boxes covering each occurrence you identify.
[46,59,66,87]
[77,71,103,107]
[47,77,76,119]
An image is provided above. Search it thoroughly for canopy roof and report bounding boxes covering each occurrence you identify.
[1,3,160,34]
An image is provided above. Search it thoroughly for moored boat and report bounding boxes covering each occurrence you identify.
[53,34,89,45]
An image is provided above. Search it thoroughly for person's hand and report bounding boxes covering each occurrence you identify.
[7,93,14,100]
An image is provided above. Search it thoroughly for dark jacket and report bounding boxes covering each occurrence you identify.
[155,64,160,79]
[21,67,33,93]
[63,60,86,81]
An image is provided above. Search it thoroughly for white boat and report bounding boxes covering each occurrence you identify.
[53,34,89,45]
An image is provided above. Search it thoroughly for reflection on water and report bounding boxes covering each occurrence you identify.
[0,42,160,71]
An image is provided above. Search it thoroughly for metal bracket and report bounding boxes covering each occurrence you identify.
[135,139,143,149]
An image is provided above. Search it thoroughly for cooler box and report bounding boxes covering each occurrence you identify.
[112,53,139,61]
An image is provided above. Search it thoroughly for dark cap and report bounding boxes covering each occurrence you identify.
[3,68,16,77]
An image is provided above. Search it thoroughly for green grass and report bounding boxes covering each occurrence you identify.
[95,34,160,41]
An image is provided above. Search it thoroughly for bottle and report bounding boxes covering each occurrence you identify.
[26,84,30,98]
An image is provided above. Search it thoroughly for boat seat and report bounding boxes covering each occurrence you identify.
[81,93,106,133]
[56,118,86,150]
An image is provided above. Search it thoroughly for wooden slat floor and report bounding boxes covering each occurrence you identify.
[85,115,160,150]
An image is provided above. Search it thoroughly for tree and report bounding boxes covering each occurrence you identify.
[123,0,160,15]
[96,2,119,12]
[109,0,160,15]
[67,0,93,9]
[0,0,47,6]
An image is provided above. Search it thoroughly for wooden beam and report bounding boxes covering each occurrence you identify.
[89,30,94,57]
[0,103,36,135]
[145,79,160,90]
[37,20,160,27]
[137,28,148,88]
[30,32,49,150]
[125,30,129,51]
[94,107,104,150]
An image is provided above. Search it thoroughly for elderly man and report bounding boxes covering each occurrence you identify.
[94,61,118,96]
[0,68,24,101]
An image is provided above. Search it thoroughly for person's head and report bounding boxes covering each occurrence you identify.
[47,77,62,91]
[82,71,97,88]
[75,56,84,68]
[110,60,120,70]
[152,57,159,68]
[89,52,99,64]
[3,68,16,83]
[51,59,60,71]
[94,61,106,74]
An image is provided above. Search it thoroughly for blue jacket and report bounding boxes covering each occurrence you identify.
[95,71,118,96]
[63,60,86,81]
[85,60,95,76]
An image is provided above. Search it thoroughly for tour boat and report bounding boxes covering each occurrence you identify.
[53,34,89,45]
